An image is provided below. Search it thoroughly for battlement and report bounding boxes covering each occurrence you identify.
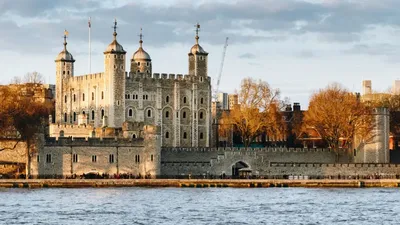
[125,72,211,83]
[51,123,95,130]
[162,147,336,153]
[44,136,144,147]
[71,73,104,82]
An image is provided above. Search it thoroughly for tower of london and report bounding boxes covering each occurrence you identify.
[51,20,212,148]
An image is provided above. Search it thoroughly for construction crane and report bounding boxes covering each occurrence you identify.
[213,37,229,103]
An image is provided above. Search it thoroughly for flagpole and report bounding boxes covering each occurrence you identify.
[89,17,91,74]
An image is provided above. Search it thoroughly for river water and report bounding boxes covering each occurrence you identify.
[0,187,399,224]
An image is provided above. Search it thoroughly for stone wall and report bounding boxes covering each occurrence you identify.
[161,147,350,176]
[0,139,27,163]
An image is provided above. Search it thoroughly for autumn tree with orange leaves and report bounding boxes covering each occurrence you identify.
[0,78,53,178]
[302,84,374,157]
[219,78,285,148]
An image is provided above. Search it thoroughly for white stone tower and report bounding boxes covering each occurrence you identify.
[103,19,127,128]
[55,30,75,124]
[130,28,152,75]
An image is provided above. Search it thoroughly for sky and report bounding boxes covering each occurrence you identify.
[1,0,400,109]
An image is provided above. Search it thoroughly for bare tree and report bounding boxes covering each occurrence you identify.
[10,71,45,85]
[220,78,285,148]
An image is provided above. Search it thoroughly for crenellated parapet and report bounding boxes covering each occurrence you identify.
[44,136,144,147]
[125,72,211,83]
[161,147,336,153]
[69,72,105,84]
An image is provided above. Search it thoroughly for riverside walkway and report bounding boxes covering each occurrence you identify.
[0,179,400,188]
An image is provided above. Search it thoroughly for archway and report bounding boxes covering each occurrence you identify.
[232,161,251,178]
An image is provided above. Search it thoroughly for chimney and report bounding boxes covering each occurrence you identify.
[293,103,301,111]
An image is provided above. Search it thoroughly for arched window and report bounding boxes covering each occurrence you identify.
[183,97,187,104]
[64,95,67,103]
[101,91,104,100]
[200,98,204,104]
[101,109,105,119]
[129,109,133,117]
[137,62,140,66]
[64,113,67,123]
[73,94,76,102]
[92,92,94,101]
[91,110,95,120]
[137,70,140,73]
[132,134,136,139]
[82,93,85,101]
[183,132,187,139]
[147,109,152,118]
[165,111,169,118]
[183,111,186,119]
[73,112,76,122]
[165,132,169,139]
[166,96,169,103]
[200,133,204,139]
[200,112,203,119]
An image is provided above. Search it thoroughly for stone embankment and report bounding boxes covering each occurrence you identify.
[0,179,400,188]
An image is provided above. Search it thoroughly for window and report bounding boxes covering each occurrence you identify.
[91,110,95,120]
[109,154,115,163]
[63,71,65,75]
[200,112,203,119]
[135,155,140,163]
[146,62,149,66]
[101,91,104,100]
[73,94,76,102]
[166,96,169,103]
[73,154,78,163]
[200,133,204,139]
[200,98,204,104]
[64,95,67,103]
[73,112,76,122]
[151,154,154,162]
[129,109,133,117]
[147,109,152,118]
[132,134,136,139]
[92,155,97,163]
[37,155,40,162]
[82,111,86,115]
[83,93,85,101]
[64,113,67,123]
[183,111,186,119]
[183,97,187,103]
[165,111,169,118]
[137,70,140,73]
[165,132,169,139]
[114,55,116,59]
[183,132,187,139]
[92,92,94,101]
[67,71,70,75]
[46,154,52,163]
[137,62,140,66]
[101,109,105,119]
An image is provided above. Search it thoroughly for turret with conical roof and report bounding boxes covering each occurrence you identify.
[188,23,208,77]
[55,30,75,124]
[104,18,126,128]
[130,28,152,75]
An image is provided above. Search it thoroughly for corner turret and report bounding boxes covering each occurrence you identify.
[130,28,152,75]
[188,23,208,77]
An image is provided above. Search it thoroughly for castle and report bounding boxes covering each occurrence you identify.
[52,20,212,148]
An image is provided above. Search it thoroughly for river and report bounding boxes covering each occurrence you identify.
[0,188,399,224]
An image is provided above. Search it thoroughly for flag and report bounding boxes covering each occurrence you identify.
[88,17,91,28]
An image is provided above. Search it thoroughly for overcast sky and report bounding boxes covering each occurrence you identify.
[1,0,400,109]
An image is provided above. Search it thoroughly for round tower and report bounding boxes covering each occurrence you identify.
[104,19,127,128]
[130,28,152,75]
[55,30,75,124]
[188,23,208,77]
